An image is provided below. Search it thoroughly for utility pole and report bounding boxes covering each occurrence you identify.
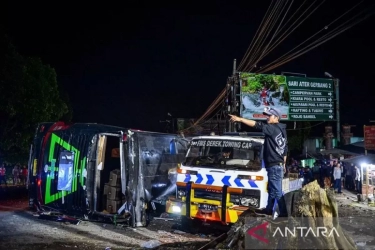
[334,78,340,145]
[167,112,174,133]
[325,72,340,145]
[232,59,238,132]
[226,59,237,133]
[226,80,232,133]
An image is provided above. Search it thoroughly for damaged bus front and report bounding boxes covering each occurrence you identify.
[28,122,188,227]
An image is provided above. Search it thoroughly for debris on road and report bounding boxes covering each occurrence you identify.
[203,181,358,249]
[140,239,161,248]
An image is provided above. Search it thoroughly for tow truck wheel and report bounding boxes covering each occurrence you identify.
[180,216,201,232]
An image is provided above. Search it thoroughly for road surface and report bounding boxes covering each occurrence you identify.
[1,186,375,249]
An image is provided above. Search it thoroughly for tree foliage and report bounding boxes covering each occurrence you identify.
[240,73,287,93]
[0,35,70,162]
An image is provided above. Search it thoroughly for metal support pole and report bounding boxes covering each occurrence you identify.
[226,83,231,132]
[230,83,235,132]
[230,59,237,133]
[365,150,369,201]
[232,60,237,120]
[335,78,340,145]
[233,82,237,132]
[237,78,242,132]
[225,59,238,133]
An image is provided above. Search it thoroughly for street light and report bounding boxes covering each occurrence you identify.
[324,72,333,78]
[325,72,340,145]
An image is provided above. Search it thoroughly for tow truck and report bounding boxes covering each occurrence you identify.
[166,132,303,225]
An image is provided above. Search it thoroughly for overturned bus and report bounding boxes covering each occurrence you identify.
[27,121,188,227]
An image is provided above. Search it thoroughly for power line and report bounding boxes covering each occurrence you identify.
[259,4,375,73]
[256,0,324,66]
[258,0,366,72]
[179,97,225,133]
[238,0,276,70]
[245,0,285,71]
[274,0,307,38]
[251,0,294,68]
[193,88,226,125]
[240,0,322,71]
[197,2,374,133]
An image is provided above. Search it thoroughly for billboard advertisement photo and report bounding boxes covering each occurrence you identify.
[240,73,335,121]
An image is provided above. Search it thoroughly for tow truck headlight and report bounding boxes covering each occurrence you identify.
[172,205,181,213]
[240,197,259,207]
[177,190,186,199]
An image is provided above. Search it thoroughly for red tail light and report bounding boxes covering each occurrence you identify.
[37,179,41,186]
[122,134,127,142]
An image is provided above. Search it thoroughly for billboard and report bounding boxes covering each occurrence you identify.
[364,125,375,150]
[240,73,335,121]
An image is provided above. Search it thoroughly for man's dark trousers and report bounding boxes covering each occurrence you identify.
[266,164,287,217]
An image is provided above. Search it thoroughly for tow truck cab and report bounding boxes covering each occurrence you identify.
[166,132,269,224]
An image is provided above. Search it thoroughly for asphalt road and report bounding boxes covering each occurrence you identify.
[0,185,214,250]
[1,185,375,250]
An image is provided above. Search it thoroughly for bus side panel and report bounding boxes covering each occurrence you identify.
[38,130,91,216]
[28,123,58,209]
[28,126,47,208]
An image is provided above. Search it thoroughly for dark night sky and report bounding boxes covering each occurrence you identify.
[2,1,375,135]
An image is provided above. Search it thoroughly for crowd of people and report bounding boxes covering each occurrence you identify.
[288,158,363,194]
[0,163,28,186]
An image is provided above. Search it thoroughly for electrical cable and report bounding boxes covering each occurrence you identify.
[194,88,226,125]
[195,2,373,136]
[257,0,324,65]
[258,0,365,72]
[245,0,284,71]
[259,5,375,73]
[180,98,226,133]
[194,93,226,125]
[251,0,294,69]
[248,0,291,72]
[274,0,307,38]
[240,0,279,70]
[238,0,276,70]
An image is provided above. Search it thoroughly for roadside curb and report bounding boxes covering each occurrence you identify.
[337,189,375,211]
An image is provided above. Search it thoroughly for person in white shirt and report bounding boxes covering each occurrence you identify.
[333,163,342,193]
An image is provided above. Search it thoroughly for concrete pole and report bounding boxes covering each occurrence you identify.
[335,78,340,145]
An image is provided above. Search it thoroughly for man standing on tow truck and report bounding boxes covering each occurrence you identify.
[229,107,288,217]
